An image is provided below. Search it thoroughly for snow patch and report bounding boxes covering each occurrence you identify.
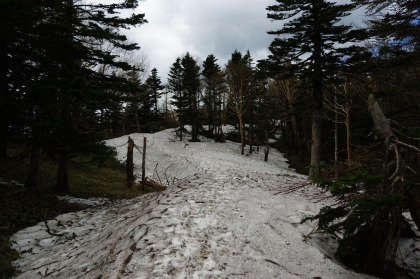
[11,129,414,278]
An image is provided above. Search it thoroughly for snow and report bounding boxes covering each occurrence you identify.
[10,128,417,278]
[56,196,109,206]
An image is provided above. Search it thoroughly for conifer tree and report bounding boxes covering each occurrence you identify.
[50,0,146,191]
[145,68,164,117]
[168,58,187,141]
[266,0,364,178]
[202,54,225,141]
[0,0,47,163]
[3,0,146,190]
[181,53,201,142]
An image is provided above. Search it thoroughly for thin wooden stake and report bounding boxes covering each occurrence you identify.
[142,137,147,185]
[127,136,134,188]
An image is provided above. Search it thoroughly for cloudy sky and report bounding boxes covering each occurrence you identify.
[121,0,277,82]
[123,0,365,83]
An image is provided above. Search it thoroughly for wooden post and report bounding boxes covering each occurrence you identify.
[142,137,146,185]
[127,136,134,188]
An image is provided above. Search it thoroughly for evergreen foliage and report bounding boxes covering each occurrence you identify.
[168,58,188,141]
[169,53,202,142]
[181,53,201,142]
[265,0,419,277]
[145,68,165,117]
[266,0,366,178]
[202,54,226,142]
[0,0,146,191]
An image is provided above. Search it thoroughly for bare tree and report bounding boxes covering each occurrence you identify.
[225,51,253,155]
[324,76,359,163]
[368,94,420,232]
[268,74,302,154]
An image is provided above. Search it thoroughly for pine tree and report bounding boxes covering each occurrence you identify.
[353,0,419,66]
[145,68,164,117]
[266,0,364,178]
[168,58,187,141]
[181,53,201,142]
[52,0,146,191]
[202,54,225,141]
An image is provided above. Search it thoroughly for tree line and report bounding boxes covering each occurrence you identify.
[0,0,147,190]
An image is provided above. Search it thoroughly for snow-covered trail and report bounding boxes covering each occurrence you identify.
[11,129,374,279]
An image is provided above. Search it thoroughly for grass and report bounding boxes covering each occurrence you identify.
[0,143,150,279]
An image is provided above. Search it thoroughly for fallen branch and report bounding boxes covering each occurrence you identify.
[265,259,282,267]
[144,177,166,191]
[44,220,65,237]
[44,219,77,240]
[273,182,312,195]
[394,139,420,154]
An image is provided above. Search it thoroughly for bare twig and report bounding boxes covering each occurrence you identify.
[394,139,420,154]
[273,182,312,195]
[44,220,65,237]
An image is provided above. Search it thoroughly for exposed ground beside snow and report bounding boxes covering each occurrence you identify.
[10,129,386,278]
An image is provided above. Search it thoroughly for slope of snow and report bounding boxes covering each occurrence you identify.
[11,129,380,278]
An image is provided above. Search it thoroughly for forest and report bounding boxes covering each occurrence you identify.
[0,0,419,278]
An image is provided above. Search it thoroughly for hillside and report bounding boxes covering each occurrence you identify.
[11,129,381,278]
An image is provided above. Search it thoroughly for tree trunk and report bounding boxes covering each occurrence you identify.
[0,72,8,163]
[291,114,301,154]
[334,100,338,179]
[309,16,323,180]
[154,95,158,117]
[55,154,70,192]
[25,143,40,188]
[127,136,134,188]
[248,122,254,154]
[135,107,140,133]
[191,120,197,142]
[239,117,245,155]
[345,117,351,162]
[0,112,7,163]
[309,109,322,179]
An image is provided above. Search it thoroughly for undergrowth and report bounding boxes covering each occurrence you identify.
[0,143,150,279]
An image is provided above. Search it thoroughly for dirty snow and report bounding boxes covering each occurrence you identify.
[56,196,109,207]
[11,129,417,278]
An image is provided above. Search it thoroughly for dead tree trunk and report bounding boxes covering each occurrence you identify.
[334,97,338,179]
[126,136,134,188]
[368,94,420,231]
[142,137,146,185]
